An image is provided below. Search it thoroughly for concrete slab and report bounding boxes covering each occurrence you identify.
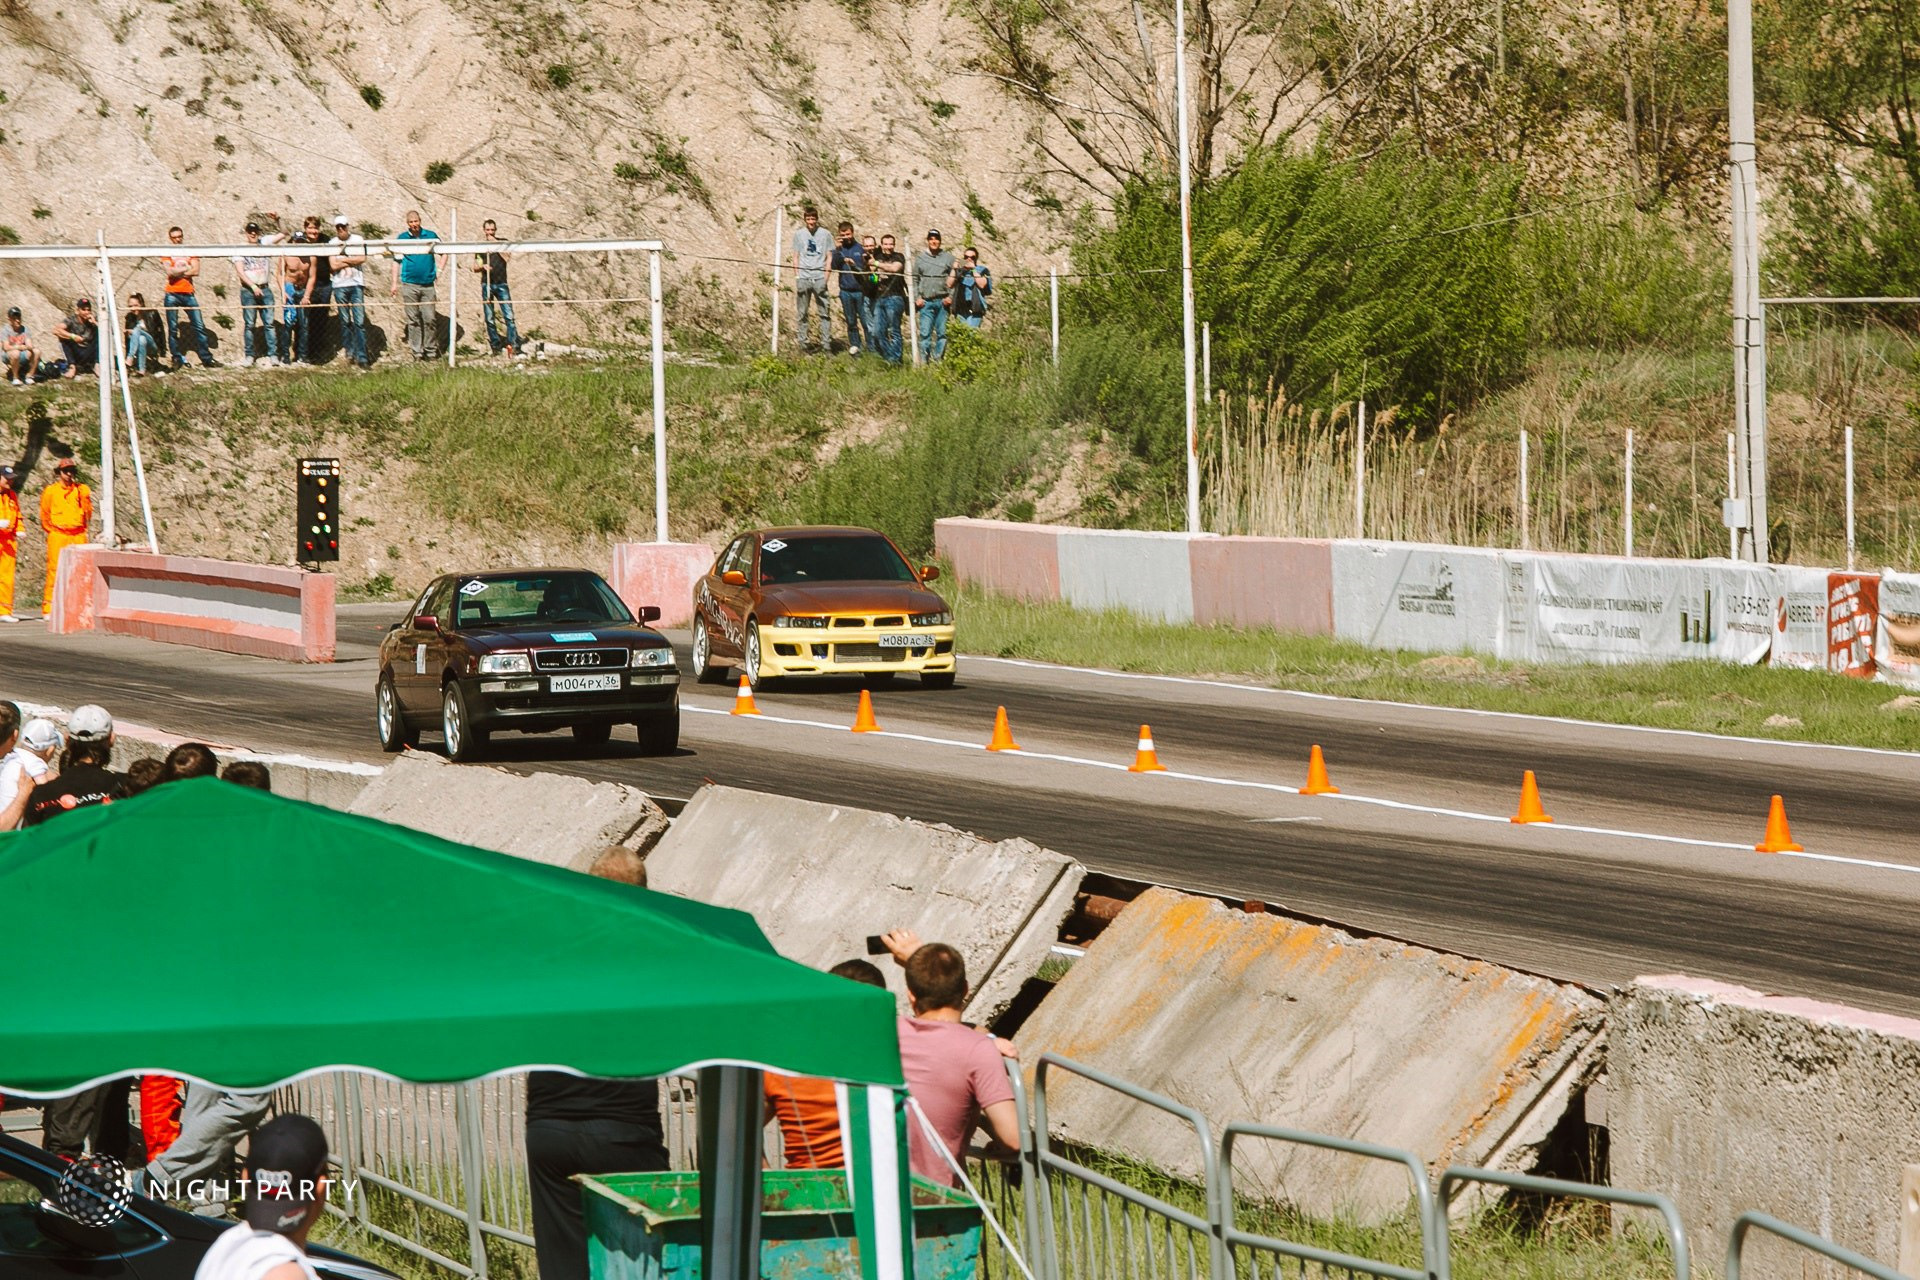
[1056,529,1197,623]
[935,518,1062,603]
[1016,888,1605,1222]
[1611,975,1920,1279]
[1190,537,1333,635]
[645,785,1084,1023]
[611,541,714,628]
[346,750,668,866]
[51,546,336,662]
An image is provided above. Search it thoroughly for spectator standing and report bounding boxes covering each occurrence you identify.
[827,222,869,356]
[39,457,91,618]
[789,206,833,353]
[145,1084,270,1215]
[0,704,39,830]
[51,297,99,377]
[764,959,888,1168]
[869,234,908,365]
[882,929,1021,1185]
[25,703,122,824]
[951,248,993,329]
[390,209,441,361]
[1,718,62,827]
[913,229,957,363]
[191,1112,331,1280]
[859,234,881,358]
[161,226,218,370]
[3,307,37,386]
[0,464,19,620]
[329,216,370,370]
[232,223,280,368]
[123,292,165,377]
[473,218,521,356]
[290,215,333,364]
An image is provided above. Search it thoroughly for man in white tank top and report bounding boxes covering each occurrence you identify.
[193,1113,330,1280]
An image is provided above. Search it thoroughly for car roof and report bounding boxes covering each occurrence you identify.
[436,567,600,580]
[744,526,889,540]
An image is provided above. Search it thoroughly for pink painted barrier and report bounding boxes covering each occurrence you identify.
[610,541,715,628]
[1190,537,1333,635]
[934,517,1062,602]
[48,547,336,662]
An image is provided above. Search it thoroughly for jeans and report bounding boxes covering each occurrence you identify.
[239,283,278,361]
[163,290,214,366]
[58,335,98,373]
[482,282,521,352]
[961,314,984,329]
[873,295,905,364]
[839,291,866,352]
[334,284,368,365]
[860,296,879,353]
[283,284,309,363]
[918,298,949,362]
[127,325,158,373]
[400,280,438,357]
[795,280,831,349]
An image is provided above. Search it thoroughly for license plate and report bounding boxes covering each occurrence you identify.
[549,673,621,693]
[878,633,935,648]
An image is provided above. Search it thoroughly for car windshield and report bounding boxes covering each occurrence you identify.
[0,1141,163,1258]
[450,572,633,629]
[758,535,916,584]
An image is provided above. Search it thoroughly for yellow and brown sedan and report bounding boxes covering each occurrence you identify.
[689,526,956,690]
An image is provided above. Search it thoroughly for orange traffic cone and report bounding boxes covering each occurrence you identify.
[1128,725,1166,773]
[730,675,761,716]
[986,706,1020,752]
[1754,794,1803,853]
[1301,744,1339,795]
[1510,770,1552,824]
[852,689,881,733]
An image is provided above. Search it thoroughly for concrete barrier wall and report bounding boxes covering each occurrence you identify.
[610,541,715,629]
[1611,976,1920,1279]
[1056,529,1197,623]
[934,517,1062,603]
[1332,541,1510,655]
[1190,537,1333,634]
[347,751,669,867]
[1017,888,1605,1222]
[49,546,335,662]
[645,785,1085,1024]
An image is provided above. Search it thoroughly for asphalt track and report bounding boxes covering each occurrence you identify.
[4,604,1918,1016]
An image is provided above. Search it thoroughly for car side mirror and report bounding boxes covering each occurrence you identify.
[414,614,439,631]
[638,605,662,624]
[920,565,941,583]
[721,570,748,587]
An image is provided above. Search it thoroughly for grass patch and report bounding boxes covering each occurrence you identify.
[954,582,1920,749]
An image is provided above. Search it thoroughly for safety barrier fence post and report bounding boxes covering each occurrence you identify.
[1436,1166,1689,1280]
[1727,1210,1909,1280]
[455,1081,492,1278]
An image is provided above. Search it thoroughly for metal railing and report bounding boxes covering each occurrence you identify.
[1436,1166,1688,1280]
[1727,1210,1910,1280]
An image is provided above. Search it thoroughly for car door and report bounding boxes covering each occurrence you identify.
[704,537,752,658]
[393,578,450,715]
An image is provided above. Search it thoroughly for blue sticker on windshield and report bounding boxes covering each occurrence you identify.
[550,631,598,642]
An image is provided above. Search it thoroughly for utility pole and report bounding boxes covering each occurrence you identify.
[1727,0,1769,562]
[1174,0,1200,535]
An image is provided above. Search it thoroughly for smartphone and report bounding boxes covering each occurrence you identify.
[865,934,887,955]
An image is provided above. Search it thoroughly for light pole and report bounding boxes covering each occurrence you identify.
[1174,0,1201,535]
[1727,0,1769,562]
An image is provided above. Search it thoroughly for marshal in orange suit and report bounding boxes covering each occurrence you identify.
[38,457,91,617]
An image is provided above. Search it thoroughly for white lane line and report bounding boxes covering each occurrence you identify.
[687,703,1920,876]
[968,656,1920,760]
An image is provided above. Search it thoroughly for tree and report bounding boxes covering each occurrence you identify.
[1760,0,1920,195]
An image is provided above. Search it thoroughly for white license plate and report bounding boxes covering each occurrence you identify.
[549,673,622,693]
[878,633,935,648]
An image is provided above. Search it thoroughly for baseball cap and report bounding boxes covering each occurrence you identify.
[75,297,92,308]
[54,457,77,471]
[243,1114,330,1234]
[66,704,113,742]
[21,718,62,752]
[244,222,261,233]
[0,465,16,482]
[332,214,349,226]
[6,307,18,318]
[926,228,942,239]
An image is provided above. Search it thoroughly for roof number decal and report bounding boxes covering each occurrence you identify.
[763,538,788,553]
[459,579,488,596]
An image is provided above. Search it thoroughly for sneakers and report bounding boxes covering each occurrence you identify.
[254,356,275,369]
[8,378,20,388]
[0,614,17,623]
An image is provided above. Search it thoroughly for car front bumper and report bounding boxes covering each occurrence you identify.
[758,625,957,678]
[461,670,679,731]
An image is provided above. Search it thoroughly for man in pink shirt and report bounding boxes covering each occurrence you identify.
[883,930,1022,1185]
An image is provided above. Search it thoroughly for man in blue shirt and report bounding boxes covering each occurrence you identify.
[827,222,870,356]
[390,208,441,361]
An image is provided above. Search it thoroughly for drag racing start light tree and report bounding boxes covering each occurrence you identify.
[297,457,341,563]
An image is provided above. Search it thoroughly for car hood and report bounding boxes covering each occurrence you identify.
[758,582,948,614]
[462,624,670,650]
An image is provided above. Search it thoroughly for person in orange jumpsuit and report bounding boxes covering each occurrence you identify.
[0,465,20,622]
[39,457,91,617]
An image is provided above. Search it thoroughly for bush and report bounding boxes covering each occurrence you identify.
[1055,324,1184,463]
[545,64,574,90]
[424,160,454,185]
[359,84,383,110]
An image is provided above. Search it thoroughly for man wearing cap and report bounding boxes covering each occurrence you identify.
[39,458,91,617]
[912,228,956,363]
[24,704,123,824]
[3,306,36,386]
[193,1112,331,1280]
[50,298,99,378]
[328,216,370,369]
[162,226,219,370]
[0,463,20,620]
[233,223,281,368]
[1,715,61,829]
[390,209,442,361]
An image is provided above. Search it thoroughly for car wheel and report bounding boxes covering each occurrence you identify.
[376,676,418,752]
[636,705,680,756]
[743,620,776,692]
[442,683,488,762]
[572,722,613,748]
[920,670,957,690]
[691,613,726,685]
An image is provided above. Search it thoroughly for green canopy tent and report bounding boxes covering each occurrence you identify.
[0,779,917,1280]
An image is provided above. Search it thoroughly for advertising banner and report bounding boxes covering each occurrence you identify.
[1876,569,1920,689]
[1823,573,1879,677]
[1768,565,1831,670]
[1525,556,1774,665]
[1331,542,1508,656]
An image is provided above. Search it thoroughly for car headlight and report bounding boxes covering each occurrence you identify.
[630,646,674,668]
[910,611,953,627]
[774,615,828,629]
[477,651,532,674]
